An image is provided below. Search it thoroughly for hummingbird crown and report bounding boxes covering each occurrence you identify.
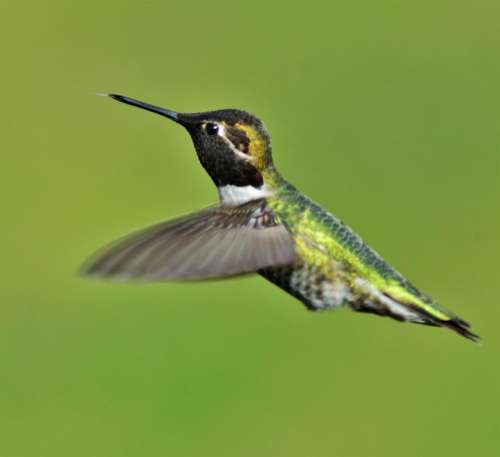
[180,109,274,194]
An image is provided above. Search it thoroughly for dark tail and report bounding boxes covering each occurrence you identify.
[441,316,480,342]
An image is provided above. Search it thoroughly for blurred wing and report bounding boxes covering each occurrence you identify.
[80,200,296,280]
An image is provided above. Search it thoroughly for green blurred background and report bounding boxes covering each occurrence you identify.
[1,1,499,456]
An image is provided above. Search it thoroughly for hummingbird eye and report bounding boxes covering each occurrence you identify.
[205,122,219,135]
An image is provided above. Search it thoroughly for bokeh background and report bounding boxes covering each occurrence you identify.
[1,1,499,456]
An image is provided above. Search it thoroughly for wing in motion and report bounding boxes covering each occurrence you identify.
[80,199,296,280]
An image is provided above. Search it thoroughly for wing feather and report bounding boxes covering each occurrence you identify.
[81,200,296,280]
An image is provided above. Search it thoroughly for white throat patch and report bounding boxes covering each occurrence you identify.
[218,184,273,205]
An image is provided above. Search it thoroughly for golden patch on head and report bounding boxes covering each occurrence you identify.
[235,123,268,170]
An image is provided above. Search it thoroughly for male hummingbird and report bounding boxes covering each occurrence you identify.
[82,94,479,341]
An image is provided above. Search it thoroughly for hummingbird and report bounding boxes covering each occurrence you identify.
[81,94,479,341]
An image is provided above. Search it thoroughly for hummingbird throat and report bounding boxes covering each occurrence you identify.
[217,183,273,205]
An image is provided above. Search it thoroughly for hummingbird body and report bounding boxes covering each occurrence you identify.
[261,182,450,322]
[82,94,478,341]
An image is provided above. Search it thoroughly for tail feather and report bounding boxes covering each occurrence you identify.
[408,308,480,342]
[349,278,480,342]
[352,279,480,341]
[440,316,480,342]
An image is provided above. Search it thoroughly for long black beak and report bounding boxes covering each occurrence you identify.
[105,94,180,122]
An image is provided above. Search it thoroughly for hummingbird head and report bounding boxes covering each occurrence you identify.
[107,94,277,205]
